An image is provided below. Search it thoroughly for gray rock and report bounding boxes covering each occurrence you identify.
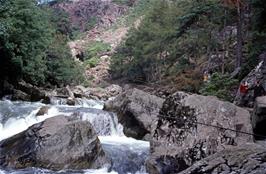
[36,106,50,116]
[66,97,76,106]
[252,96,266,140]
[0,115,111,170]
[105,85,122,97]
[147,92,253,174]
[17,81,49,103]
[11,89,31,101]
[104,88,164,140]
[234,61,266,107]
[179,144,266,174]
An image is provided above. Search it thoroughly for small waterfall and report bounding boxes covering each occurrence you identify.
[0,99,149,174]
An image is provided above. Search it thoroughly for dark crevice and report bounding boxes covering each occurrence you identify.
[254,119,266,140]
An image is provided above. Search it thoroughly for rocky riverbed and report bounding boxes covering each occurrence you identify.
[1,87,266,174]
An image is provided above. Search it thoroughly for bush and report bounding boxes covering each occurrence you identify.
[199,73,239,102]
[46,34,84,86]
[84,41,111,60]
[84,56,100,68]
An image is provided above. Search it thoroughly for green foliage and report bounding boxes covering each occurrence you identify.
[83,41,111,68]
[0,0,52,85]
[242,0,266,79]
[46,34,84,86]
[111,0,226,83]
[85,41,111,60]
[48,7,73,37]
[85,17,97,31]
[199,73,238,101]
[113,0,151,28]
[0,0,84,88]
[84,56,100,68]
[112,0,134,6]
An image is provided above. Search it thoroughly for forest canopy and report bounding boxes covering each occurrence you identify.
[0,0,83,88]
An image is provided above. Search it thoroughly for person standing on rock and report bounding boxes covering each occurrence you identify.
[239,81,249,106]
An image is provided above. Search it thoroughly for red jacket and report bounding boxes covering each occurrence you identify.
[240,84,248,94]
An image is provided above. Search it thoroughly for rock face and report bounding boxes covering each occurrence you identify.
[234,60,266,107]
[179,144,266,174]
[50,0,129,31]
[104,88,164,140]
[0,116,110,170]
[146,92,253,174]
[252,96,266,140]
[11,81,50,103]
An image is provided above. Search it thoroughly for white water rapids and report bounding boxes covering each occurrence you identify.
[0,99,149,174]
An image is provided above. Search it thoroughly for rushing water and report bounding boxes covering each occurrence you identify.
[0,99,149,174]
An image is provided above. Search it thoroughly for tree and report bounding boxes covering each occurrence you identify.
[222,0,245,70]
[46,34,84,86]
[0,0,84,89]
[0,0,52,85]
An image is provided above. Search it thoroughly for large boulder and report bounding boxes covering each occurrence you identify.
[11,89,31,101]
[252,96,266,140]
[104,88,164,140]
[10,81,50,103]
[146,92,253,174]
[179,144,266,174]
[0,115,111,170]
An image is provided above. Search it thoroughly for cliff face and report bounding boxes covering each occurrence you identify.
[50,0,129,31]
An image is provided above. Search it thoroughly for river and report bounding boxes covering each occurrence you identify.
[0,99,149,174]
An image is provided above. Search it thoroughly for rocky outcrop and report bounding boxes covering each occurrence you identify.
[179,144,266,174]
[146,92,253,174]
[50,0,129,31]
[234,60,266,107]
[88,84,122,101]
[11,81,50,103]
[47,84,122,106]
[104,88,164,140]
[252,96,266,140]
[0,115,111,170]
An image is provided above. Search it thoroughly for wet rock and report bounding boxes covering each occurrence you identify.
[104,88,164,140]
[66,97,76,106]
[11,90,31,101]
[179,144,266,174]
[147,92,253,174]
[0,115,111,170]
[12,81,49,102]
[72,85,87,98]
[36,106,50,116]
[55,86,74,99]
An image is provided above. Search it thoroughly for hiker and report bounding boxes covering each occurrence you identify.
[239,81,249,106]
[203,71,211,83]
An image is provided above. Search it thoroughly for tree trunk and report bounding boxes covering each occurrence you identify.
[236,5,244,69]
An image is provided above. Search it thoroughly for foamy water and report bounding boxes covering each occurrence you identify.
[0,99,149,174]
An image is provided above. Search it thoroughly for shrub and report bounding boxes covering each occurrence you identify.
[199,73,239,102]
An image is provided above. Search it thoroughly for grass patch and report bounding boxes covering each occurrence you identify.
[83,41,111,68]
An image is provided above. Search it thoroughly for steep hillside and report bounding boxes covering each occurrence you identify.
[49,0,129,31]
